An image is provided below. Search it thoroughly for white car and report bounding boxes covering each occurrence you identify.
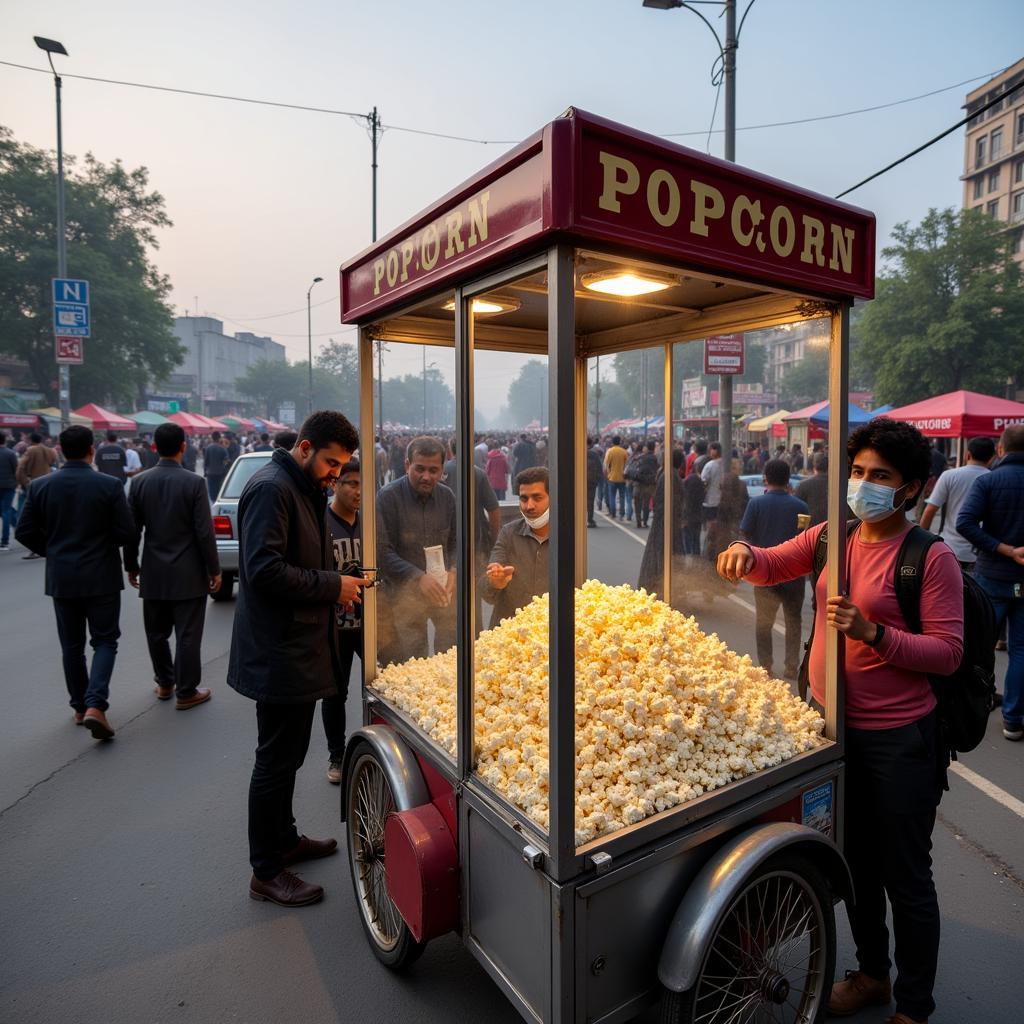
[739,473,805,499]
[208,451,273,601]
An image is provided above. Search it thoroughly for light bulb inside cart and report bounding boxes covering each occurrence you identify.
[581,270,677,297]
[442,296,521,315]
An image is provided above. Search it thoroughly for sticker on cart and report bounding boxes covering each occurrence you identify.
[801,783,834,837]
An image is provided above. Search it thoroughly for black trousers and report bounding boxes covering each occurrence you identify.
[53,594,121,712]
[321,631,360,762]
[248,701,317,880]
[143,596,207,697]
[586,482,598,524]
[753,580,805,674]
[844,709,944,1021]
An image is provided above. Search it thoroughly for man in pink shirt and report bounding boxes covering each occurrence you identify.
[718,418,963,1024]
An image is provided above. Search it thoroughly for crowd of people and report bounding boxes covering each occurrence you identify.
[6,405,1023,1024]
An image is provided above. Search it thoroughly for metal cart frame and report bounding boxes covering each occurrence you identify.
[339,109,875,1024]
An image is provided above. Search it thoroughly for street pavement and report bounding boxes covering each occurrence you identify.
[1,516,1022,1024]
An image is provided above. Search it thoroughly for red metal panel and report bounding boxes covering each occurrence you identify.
[384,804,459,943]
[571,111,875,299]
[416,753,457,839]
[341,133,549,323]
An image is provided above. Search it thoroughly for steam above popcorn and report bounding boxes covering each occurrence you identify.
[375,580,825,845]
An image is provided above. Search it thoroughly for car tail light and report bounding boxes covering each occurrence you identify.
[213,515,233,539]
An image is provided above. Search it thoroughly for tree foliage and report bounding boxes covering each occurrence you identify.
[236,352,358,421]
[857,207,1024,405]
[778,346,830,408]
[0,126,182,407]
[506,359,549,427]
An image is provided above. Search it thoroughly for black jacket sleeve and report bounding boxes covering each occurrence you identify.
[123,480,143,573]
[14,481,46,555]
[241,480,338,603]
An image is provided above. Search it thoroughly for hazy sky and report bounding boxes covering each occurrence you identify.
[3,0,1022,409]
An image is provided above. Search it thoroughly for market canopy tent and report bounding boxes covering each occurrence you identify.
[128,410,170,428]
[885,390,1024,438]
[73,403,136,432]
[252,417,289,432]
[30,407,92,429]
[747,409,791,433]
[220,415,256,432]
[782,400,873,427]
[168,411,228,434]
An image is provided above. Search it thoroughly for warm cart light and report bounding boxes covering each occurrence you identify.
[442,296,521,315]
[581,270,678,297]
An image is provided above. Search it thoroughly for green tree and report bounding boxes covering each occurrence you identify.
[857,207,1024,405]
[778,346,830,408]
[315,337,360,415]
[236,359,300,416]
[506,359,549,427]
[0,126,183,407]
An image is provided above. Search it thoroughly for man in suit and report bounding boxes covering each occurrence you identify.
[229,410,367,907]
[125,422,222,710]
[203,430,229,501]
[15,425,135,740]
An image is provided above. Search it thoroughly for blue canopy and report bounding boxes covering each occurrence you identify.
[870,404,893,416]
[807,402,874,427]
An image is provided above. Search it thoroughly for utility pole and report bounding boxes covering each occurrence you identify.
[718,0,736,460]
[369,106,385,442]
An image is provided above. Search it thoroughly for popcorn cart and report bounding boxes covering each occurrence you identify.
[338,109,874,1024]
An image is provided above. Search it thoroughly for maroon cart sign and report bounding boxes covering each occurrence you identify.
[341,109,874,323]
[704,334,745,375]
[55,336,84,365]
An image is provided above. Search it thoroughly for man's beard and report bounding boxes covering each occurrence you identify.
[302,459,333,492]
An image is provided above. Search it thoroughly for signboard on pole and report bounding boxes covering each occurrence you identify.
[52,278,90,337]
[54,336,84,365]
[704,333,744,375]
[279,401,296,426]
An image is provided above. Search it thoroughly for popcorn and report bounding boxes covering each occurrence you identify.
[375,580,825,844]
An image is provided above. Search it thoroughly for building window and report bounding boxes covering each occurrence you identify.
[1017,112,1024,144]
[973,177,985,199]
[1013,191,1024,222]
[1016,158,1024,185]
[987,199,1000,218]
[990,128,1003,160]
[1013,230,1024,255]
[976,136,987,167]
[989,169,1000,192]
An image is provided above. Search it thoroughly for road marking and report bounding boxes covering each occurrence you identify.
[949,762,1024,820]
[601,513,646,546]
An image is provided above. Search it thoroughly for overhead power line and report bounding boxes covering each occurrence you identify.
[0,58,1006,145]
[836,79,1014,199]
[214,294,339,322]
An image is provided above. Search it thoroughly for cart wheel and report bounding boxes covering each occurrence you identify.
[346,746,424,969]
[661,853,835,1024]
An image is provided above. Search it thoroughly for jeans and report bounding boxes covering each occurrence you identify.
[753,580,805,674]
[206,474,225,502]
[52,594,121,712]
[844,710,943,1021]
[143,596,207,697]
[596,477,607,512]
[0,487,14,546]
[974,574,1024,728]
[321,631,359,762]
[606,481,626,517]
[633,482,655,526]
[249,700,317,880]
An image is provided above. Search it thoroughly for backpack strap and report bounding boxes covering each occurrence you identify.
[810,519,859,592]
[893,526,940,635]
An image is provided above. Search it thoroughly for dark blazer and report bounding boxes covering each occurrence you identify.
[227,449,341,703]
[124,458,220,600]
[15,460,134,598]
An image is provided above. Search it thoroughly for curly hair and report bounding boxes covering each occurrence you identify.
[296,410,358,454]
[846,417,931,506]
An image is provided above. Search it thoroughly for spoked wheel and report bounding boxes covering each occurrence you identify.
[662,854,835,1024]
[346,747,424,968]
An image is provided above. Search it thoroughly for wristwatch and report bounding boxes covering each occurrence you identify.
[865,623,885,648]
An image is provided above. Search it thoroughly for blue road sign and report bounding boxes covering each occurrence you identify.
[52,278,90,338]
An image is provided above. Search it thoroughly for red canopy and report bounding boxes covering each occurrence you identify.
[885,390,1024,438]
[74,403,136,431]
[168,411,227,435]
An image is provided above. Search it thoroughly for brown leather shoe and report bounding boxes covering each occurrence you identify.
[886,1014,927,1024]
[249,870,323,907]
[176,688,211,710]
[828,970,891,1016]
[82,708,115,740]
[154,685,174,701]
[282,835,339,867]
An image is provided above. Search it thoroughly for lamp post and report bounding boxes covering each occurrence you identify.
[642,0,748,457]
[34,35,71,429]
[422,354,437,429]
[306,276,322,416]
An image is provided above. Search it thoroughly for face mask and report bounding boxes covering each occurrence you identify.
[522,507,550,530]
[847,479,907,523]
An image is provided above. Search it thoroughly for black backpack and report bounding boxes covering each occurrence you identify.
[800,524,997,758]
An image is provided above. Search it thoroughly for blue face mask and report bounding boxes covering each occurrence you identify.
[847,479,907,523]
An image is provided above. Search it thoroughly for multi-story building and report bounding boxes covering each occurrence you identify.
[962,58,1024,264]
[151,316,287,417]
[759,319,830,394]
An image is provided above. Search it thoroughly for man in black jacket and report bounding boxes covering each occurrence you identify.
[16,425,135,740]
[125,422,222,709]
[203,431,229,501]
[228,410,365,907]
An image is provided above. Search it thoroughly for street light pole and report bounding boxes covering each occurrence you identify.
[642,0,745,460]
[35,36,70,429]
[307,276,323,416]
